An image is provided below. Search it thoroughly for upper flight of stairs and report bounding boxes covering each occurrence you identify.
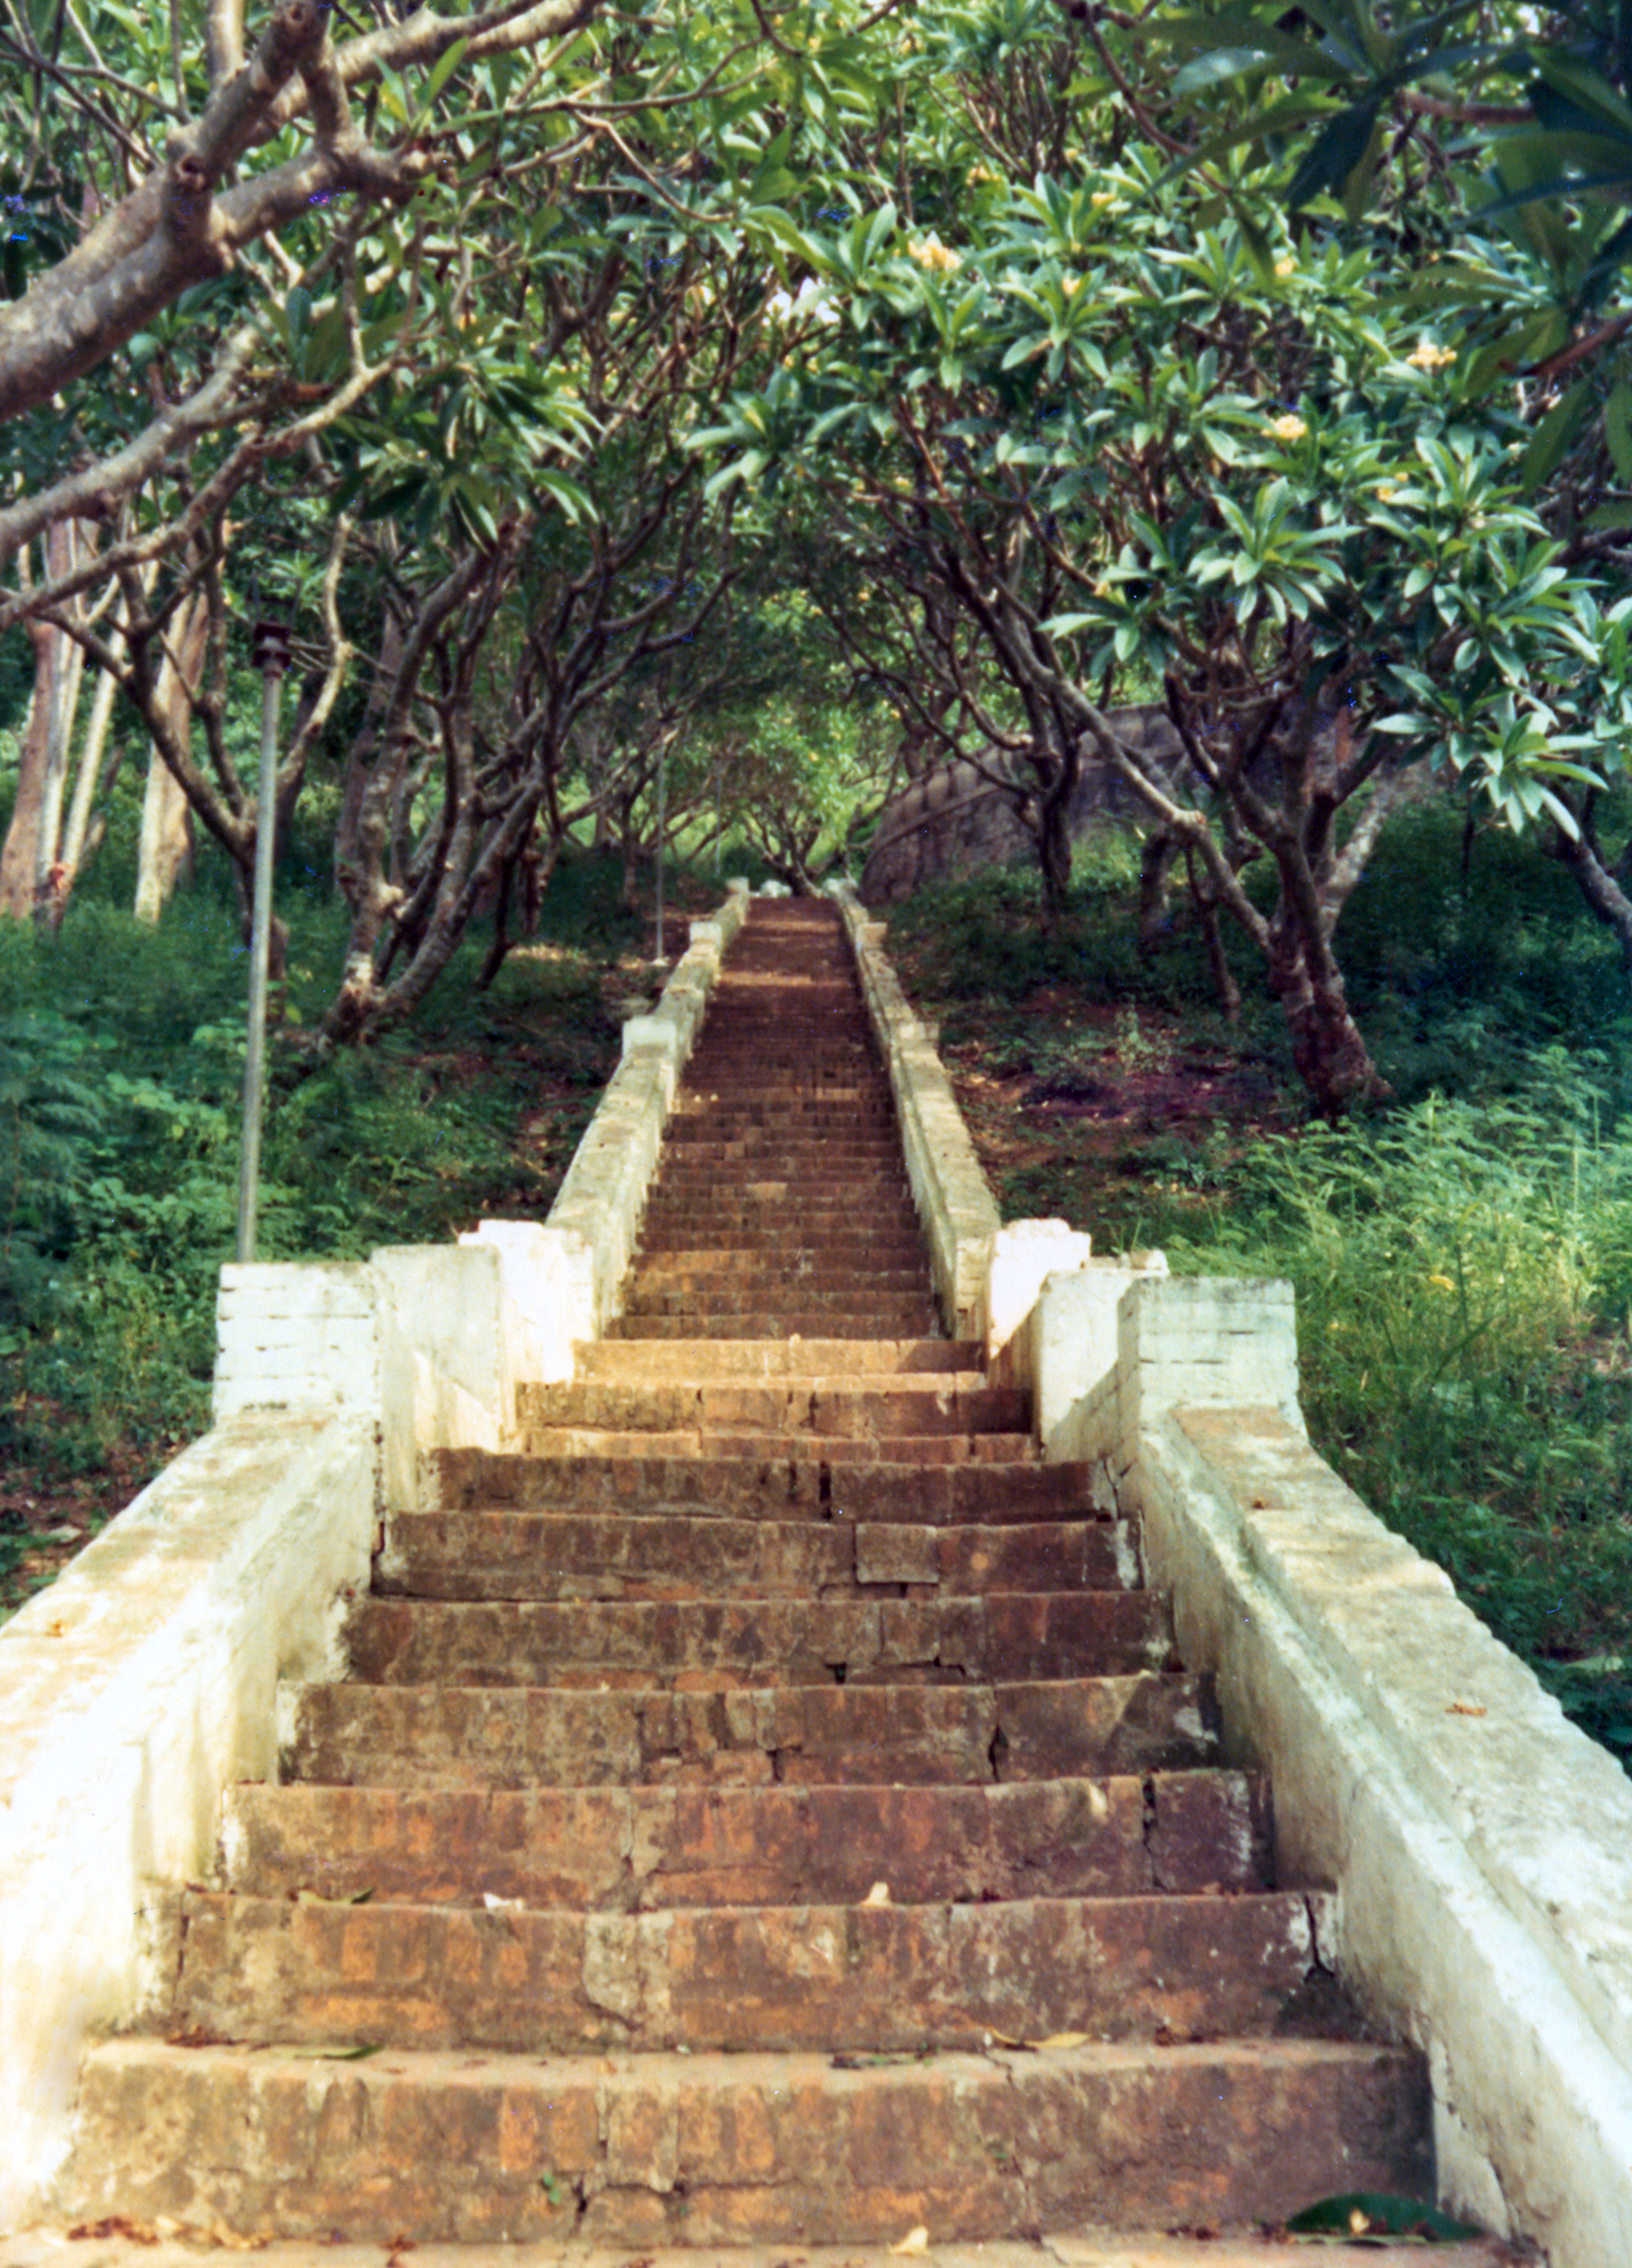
[51,898,1438,2251]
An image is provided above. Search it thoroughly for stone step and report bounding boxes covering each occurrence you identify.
[429,1447,1099,1521]
[621,1275,931,1315]
[282,1670,1223,1788]
[512,1429,1037,1465]
[628,1234,921,1261]
[162,1888,1337,2055]
[60,2035,1432,2244]
[608,1309,942,1339]
[218,1770,1274,1906]
[516,1381,1028,1437]
[340,1592,1178,1688]
[572,1336,985,1378]
[0,2232,1534,2268]
[374,1513,1141,1601]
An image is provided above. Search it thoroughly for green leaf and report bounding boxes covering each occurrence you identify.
[419,34,470,114]
[1519,382,1588,495]
[1605,383,1632,483]
[1283,2191,1486,2241]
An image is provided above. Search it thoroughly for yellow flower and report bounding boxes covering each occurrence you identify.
[1274,258,1296,279]
[1429,1274,1456,1292]
[967,166,997,187]
[1090,192,1118,211]
[1268,413,1307,442]
[1374,484,1398,503]
[907,238,962,274]
[1062,274,1081,296]
[1407,339,1456,372]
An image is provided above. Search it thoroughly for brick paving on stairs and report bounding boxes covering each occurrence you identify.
[42,899,1523,2261]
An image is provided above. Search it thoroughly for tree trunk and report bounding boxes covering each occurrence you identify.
[0,518,91,922]
[1266,901,1391,1117]
[134,585,210,922]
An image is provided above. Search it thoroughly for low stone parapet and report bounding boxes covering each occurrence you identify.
[826,881,999,1337]
[0,1410,373,2229]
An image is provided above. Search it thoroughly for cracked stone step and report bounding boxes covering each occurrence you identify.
[162,1888,1341,2056]
[0,2235,1540,2268]
[516,1382,1030,1436]
[373,1513,1142,1601]
[217,1770,1275,1907]
[340,1592,1179,1688]
[608,1312,942,1339]
[513,1430,1040,1466]
[608,1324,944,1333]
[58,2036,1433,2245]
[620,1282,934,1320]
[571,1337,987,1378]
[428,1448,1102,1521]
[282,1671,1223,1789]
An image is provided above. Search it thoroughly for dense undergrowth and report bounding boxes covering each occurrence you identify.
[886,798,1632,1778]
[0,836,738,1613]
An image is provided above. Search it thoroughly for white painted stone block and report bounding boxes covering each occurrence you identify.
[1119,1272,1303,1445]
[985,1220,1095,1375]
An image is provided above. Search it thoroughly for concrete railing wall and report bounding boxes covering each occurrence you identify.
[827,881,1000,1338]
[0,884,751,2234]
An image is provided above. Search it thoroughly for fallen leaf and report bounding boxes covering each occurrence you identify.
[1448,1702,1488,1717]
[888,2228,929,2256]
[1030,2030,1091,2050]
[862,1881,892,1906]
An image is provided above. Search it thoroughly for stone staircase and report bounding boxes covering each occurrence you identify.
[54,899,1447,2252]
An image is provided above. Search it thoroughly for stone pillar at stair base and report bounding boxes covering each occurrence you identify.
[1023,1250,1176,1462]
[460,1220,594,1390]
[215,1245,554,1511]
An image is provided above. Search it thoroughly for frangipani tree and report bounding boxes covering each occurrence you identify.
[696,122,1632,1113]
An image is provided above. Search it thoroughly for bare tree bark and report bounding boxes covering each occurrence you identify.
[133,585,209,922]
[0,517,96,922]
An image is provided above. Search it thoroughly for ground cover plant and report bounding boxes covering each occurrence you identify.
[885,802,1632,1779]
[0,833,730,1619]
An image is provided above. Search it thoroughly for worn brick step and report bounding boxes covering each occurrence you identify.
[633,1237,925,1265]
[623,1253,924,1280]
[342,1592,1177,1689]
[660,1120,900,1138]
[283,1671,1222,1788]
[165,1889,1337,2056]
[619,1290,932,1323]
[0,2234,1530,2268]
[374,1514,1141,1601]
[60,2034,1431,2244]
[516,1383,1026,1437]
[513,1430,1037,1466]
[608,1311,942,1339]
[572,1337,983,1378]
[430,1448,1096,1521]
[628,1247,926,1276]
[218,1770,1274,1907]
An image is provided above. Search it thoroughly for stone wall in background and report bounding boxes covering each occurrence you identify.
[859,704,1300,907]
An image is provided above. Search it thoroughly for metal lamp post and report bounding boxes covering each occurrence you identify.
[234,616,293,1263]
